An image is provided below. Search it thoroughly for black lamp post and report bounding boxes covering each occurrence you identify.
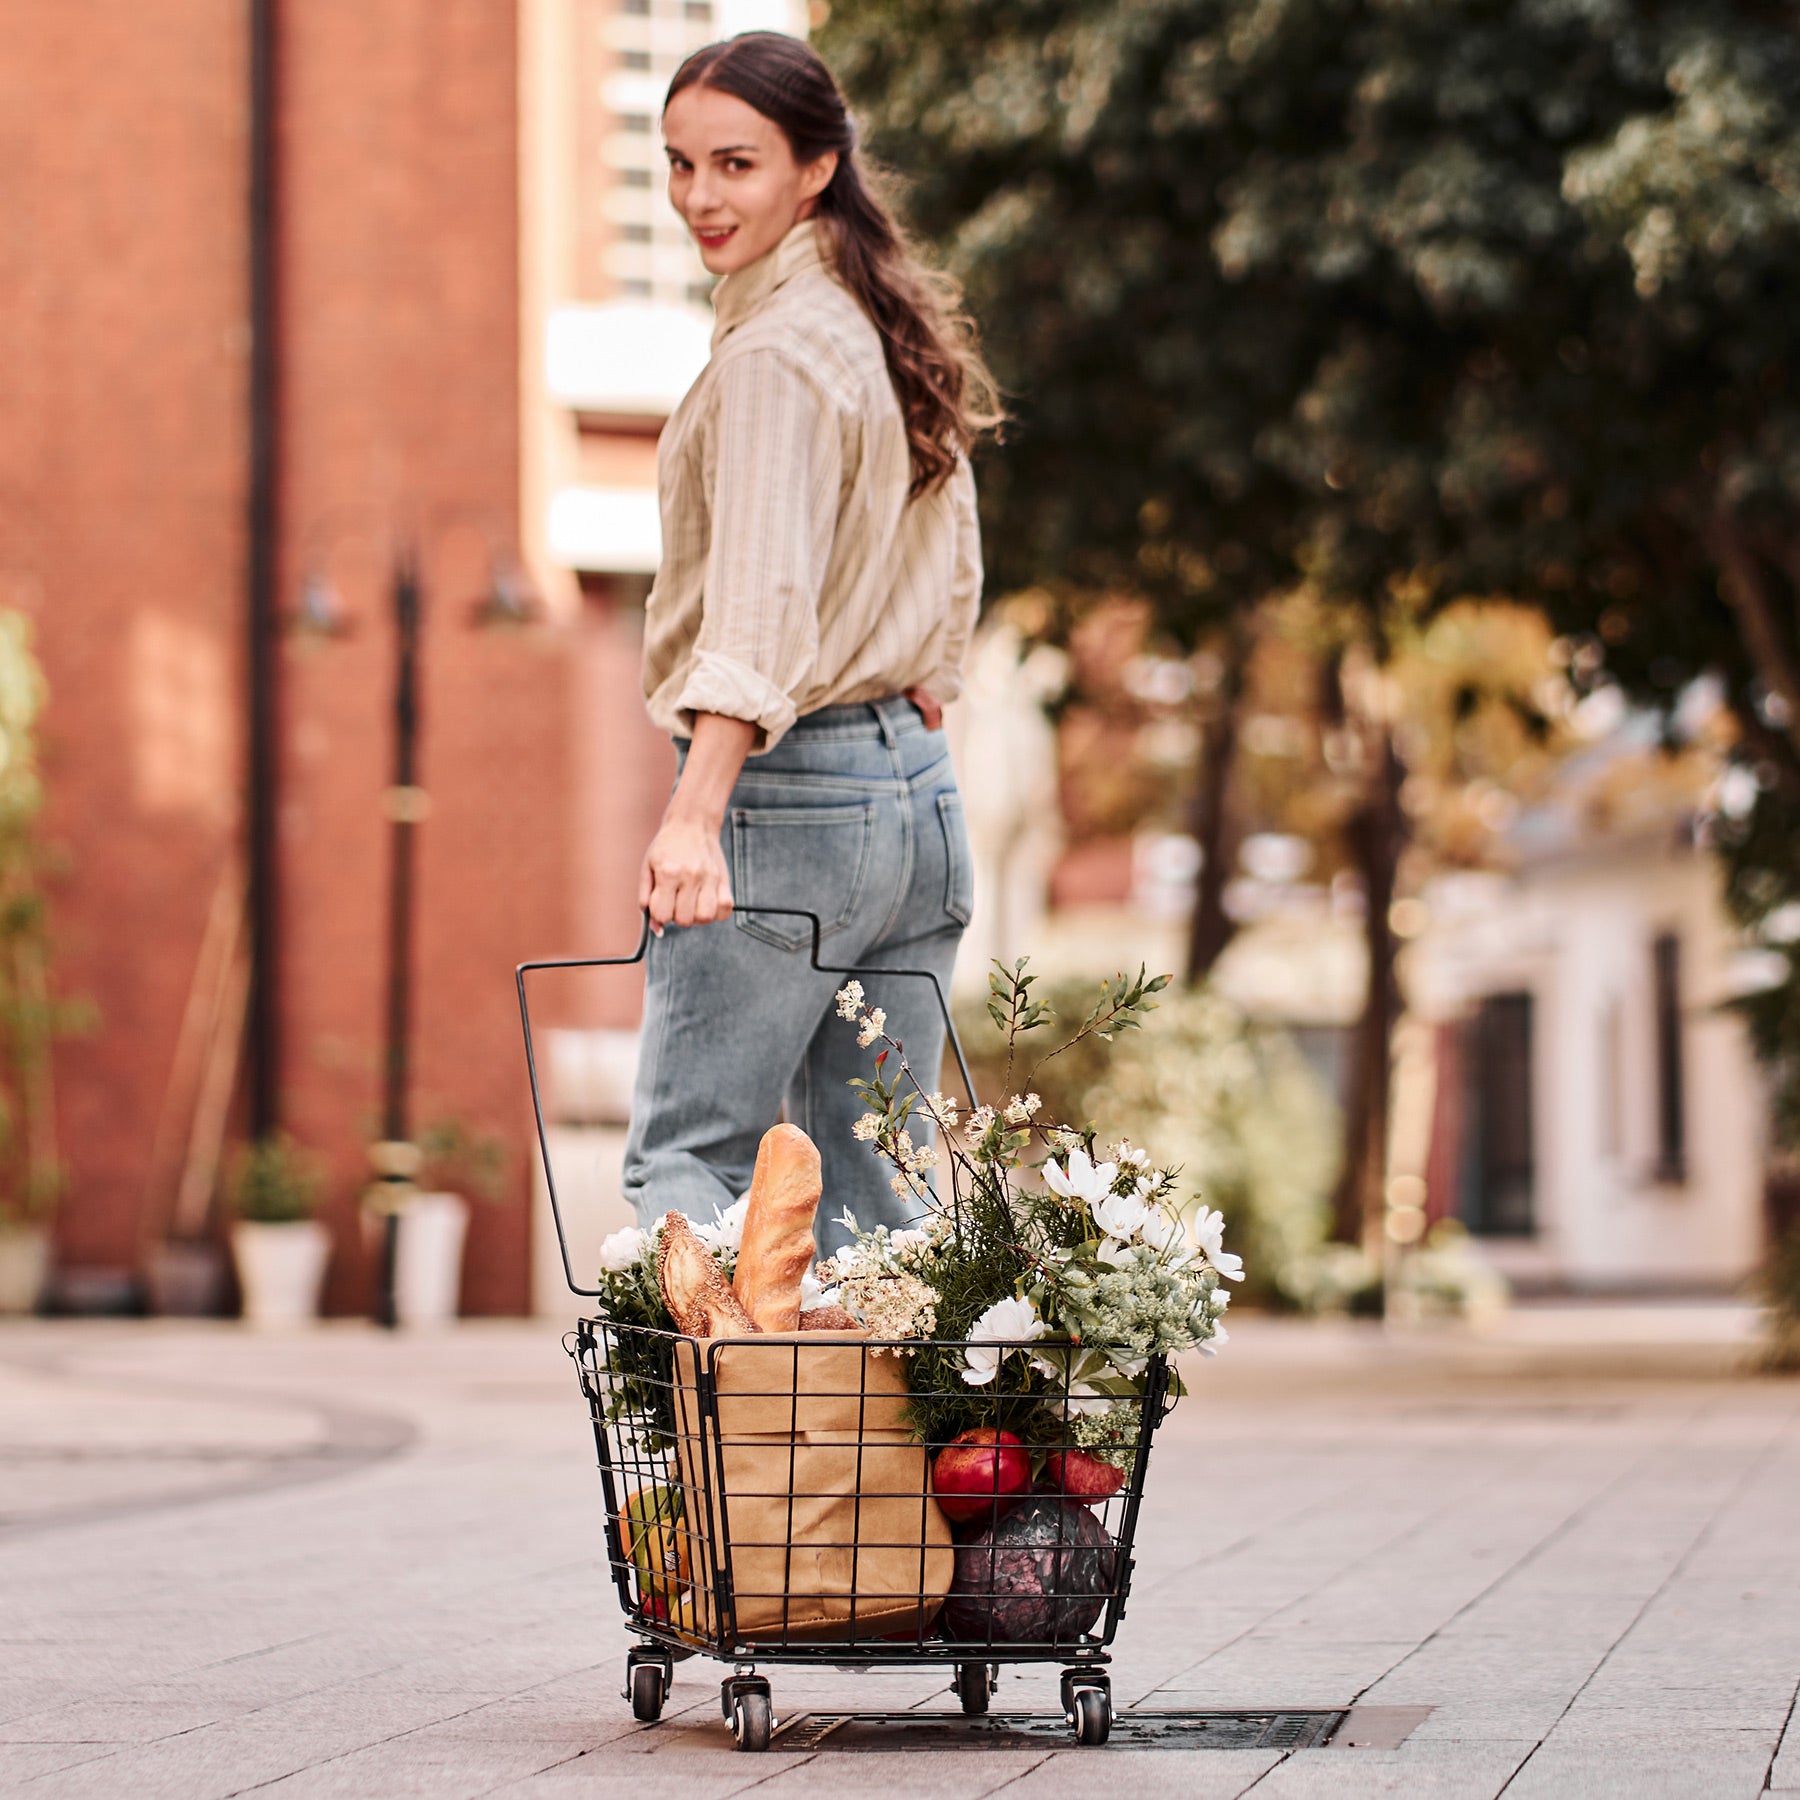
[296,520,538,1327]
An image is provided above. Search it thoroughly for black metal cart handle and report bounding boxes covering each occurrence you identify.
[516,907,977,1299]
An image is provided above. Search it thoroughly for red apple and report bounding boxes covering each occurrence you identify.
[1045,1447,1126,1504]
[932,1429,1031,1524]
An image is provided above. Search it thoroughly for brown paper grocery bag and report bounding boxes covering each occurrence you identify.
[671,1333,953,1642]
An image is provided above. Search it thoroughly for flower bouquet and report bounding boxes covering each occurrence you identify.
[822,960,1241,1457]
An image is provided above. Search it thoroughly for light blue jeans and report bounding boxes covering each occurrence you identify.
[623,696,971,1261]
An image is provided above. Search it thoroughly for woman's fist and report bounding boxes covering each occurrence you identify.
[639,815,734,932]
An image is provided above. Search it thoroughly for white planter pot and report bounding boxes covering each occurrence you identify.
[0,1227,49,1315]
[394,1192,469,1327]
[231,1221,330,1327]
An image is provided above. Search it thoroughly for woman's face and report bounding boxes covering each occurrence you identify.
[663,84,837,277]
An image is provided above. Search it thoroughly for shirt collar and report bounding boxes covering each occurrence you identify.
[710,217,829,349]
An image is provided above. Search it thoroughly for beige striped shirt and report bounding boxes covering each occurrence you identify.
[641,217,983,752]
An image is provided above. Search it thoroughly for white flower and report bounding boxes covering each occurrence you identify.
[695,1196,749,1254]
[856,1006,887,1048]
[1138,1207,1185,1256]
[1109,1139,1148,1168]
[1003,1092,1043,1124]
[1043,1147,1118,1205]
[963,1104,997,1143]
[961,1295,1047,1386]
[1207,1286,1230,1313]
[852,1112,882,1142]
[1191,1206,1245,1281]
[1091,1189,1150,1242]
[1197,1320,1230,1357]
[1064,1379,1117,1416]
[835,981,864,1019]
[598,1226,647,1272]
[923,1091,960,1131]
[907,1144,939,1173]
[889,1172,915,1198]
[799,1267,838,1310]
[889,1227,931,1255]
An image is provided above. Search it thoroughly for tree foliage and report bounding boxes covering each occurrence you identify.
[822,0,1800,1134]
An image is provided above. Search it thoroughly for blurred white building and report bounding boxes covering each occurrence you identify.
[1409,720,1768,1294]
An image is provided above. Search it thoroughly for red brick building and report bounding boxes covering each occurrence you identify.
[7,0,800,1313]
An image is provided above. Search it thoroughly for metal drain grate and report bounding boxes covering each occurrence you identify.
[776,1709,1344,1752]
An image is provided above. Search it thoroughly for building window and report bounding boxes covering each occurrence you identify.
[686,281,715,305]
[622,0,651,14]
[621,167,653,188]
[621,48,653,69]
[621,113,653,133]
[620,277,653,297]
[684,0,713,17]
[1652,932,1686,1184]
[621,223,652,242]
[1458,991,1535,1236]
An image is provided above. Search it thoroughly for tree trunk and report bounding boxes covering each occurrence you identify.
[1330,725,1405,1248]
[1709,509,1800,765]
[1185,627,1248,985]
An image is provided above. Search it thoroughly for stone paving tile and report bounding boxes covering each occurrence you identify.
[490,1747,844,1797]
[1502,1731,1778,1800]
[1772,1706,1800,1793]
[993,1747,1284,1798]
[243,1734,614,1798]
[1243,1739,1535,1798]
[0,1696,231,1746]
[0,1743,125,1782]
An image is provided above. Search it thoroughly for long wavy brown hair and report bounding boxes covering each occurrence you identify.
[666,32,1003,499]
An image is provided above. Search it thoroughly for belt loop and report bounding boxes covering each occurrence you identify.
[871,698,900,749]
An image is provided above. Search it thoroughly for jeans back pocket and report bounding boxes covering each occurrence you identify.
[937,790,974,927]
[731,800,877,952]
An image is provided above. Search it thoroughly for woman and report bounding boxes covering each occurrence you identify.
[622,31,999,1260]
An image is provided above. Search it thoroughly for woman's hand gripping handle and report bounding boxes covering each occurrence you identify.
[638,713,758,934]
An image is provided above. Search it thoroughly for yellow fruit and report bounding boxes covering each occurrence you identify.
[623,1483,691,1608]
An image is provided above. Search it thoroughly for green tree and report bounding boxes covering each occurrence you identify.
[822,0,1800,1243]
[0,611,86,1233]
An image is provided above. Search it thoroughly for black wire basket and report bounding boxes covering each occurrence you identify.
[518,909,1180,1750]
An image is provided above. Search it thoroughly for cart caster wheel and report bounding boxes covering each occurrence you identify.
[1060,1668,1103,1716]
[1070,1685,1112,1746]
[953,1662,993,1716]
[629,1660,666,1722]
[731,1688,773,1751]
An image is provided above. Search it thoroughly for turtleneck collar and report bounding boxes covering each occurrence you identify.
[709,216,830,350]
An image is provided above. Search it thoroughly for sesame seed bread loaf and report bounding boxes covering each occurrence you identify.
[657,1211,758,1337]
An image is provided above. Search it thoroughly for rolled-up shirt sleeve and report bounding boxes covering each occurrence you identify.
[672,349,841,751]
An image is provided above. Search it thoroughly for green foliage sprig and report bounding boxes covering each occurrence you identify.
[228,1133,322,1225]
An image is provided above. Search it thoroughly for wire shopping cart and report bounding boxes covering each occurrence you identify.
[518,909,1177,1751]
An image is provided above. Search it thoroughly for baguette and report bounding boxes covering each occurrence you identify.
[731,1123,822,1333]
[658,1212,758,1338]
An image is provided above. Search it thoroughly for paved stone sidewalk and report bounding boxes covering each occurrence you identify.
[1,1309,1796,1798]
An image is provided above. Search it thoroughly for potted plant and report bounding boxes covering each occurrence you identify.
[385,1118,505,1327]
[228,1133,329,1327]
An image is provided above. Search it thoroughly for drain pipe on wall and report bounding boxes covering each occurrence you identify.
[245,0,280,1139]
